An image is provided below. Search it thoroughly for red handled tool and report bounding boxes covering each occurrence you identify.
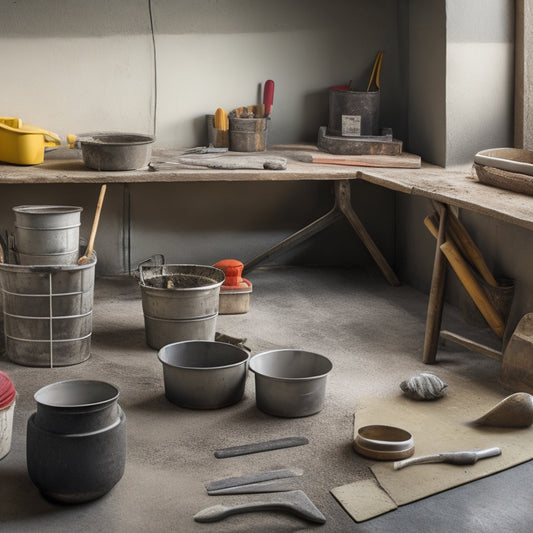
[263,79,275,117]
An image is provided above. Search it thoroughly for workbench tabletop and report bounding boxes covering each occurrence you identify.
[2,144,533,231]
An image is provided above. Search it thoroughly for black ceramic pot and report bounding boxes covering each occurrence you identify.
[26,380,126,503]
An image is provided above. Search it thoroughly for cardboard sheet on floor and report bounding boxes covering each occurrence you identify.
[331,377,533,522]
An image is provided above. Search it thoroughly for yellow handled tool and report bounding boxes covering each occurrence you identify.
[214,108,229,131]
[366,51,383,92]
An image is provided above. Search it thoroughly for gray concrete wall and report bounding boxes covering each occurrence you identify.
[1,0,527,340]
[397,0,525,336]
[0,0,404,275]
[445,0,514,165]
[515,0,533,149]
[407,0,447,166]
[0,0,406,147]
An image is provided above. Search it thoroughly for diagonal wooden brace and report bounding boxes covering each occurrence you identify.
[243,180,399,287]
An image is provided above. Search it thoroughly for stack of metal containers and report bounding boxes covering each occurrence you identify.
[0,205,96,367]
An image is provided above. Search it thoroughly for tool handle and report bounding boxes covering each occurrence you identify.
[78,184,106,264]
[214,108,229,131]
[394,447,501,470]
[394,453,443,470]
[263,80,275,116]
[366,51,383,92]
[446,207,499,287]
[85,184,106,256]
[440,241,505,338]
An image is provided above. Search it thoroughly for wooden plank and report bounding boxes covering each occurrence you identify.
[422,203,448,364]
[440,330,503,360]
[296,151,421,169]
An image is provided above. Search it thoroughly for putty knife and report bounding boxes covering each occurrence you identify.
[214,437,308,458]
[206,468,303,492]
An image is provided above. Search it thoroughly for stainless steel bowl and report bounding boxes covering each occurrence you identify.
[158,340,249,409]
[249,349,333,417]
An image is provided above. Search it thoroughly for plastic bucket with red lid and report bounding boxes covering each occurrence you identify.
[0,371,16,460]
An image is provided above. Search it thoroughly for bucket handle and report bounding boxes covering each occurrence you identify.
[137,254,166,284]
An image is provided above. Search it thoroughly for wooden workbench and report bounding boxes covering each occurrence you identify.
[3,145,533,365]
[2,146,533,232]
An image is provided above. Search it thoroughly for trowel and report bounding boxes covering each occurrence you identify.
[205,468,303,495]
[193,490,326,524]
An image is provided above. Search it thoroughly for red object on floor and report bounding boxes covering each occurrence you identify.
[214,259,248,288]
[0,371,16,409]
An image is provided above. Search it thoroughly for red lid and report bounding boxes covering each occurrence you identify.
[214,259,244,287]
[220,278,252,292]
[0,371,16,409]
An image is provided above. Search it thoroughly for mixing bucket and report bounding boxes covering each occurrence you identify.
[229,118,267,152]
[12,205,82,262]
[139,264,225,350]
[327,88,380,137]
[0,249,96,367]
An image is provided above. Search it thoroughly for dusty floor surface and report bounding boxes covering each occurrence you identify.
[1,266,532,532]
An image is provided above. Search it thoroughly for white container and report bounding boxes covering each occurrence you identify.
[0,399,15,460]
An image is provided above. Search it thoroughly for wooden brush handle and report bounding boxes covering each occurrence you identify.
[85,184,107,257]
[440,241,505,338]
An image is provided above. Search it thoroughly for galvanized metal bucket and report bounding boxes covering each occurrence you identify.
[229,118,267,152]
[14,249,80,266]
[12,205,82,262]
[0,250,96,367]
[327,88,380,137]
[139,263,225,350]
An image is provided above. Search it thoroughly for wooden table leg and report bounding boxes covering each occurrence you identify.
[335,181,400,287]
[422,202,448,364]
[243,207,342,275]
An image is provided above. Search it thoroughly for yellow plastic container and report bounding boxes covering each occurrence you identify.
[0,117,61,165]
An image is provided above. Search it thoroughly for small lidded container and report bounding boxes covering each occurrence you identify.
[0,371,16,460]
[213,259,252,314]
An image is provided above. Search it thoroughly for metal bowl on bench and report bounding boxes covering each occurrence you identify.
[77,133,155,171]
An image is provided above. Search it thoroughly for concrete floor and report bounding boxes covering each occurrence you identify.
[1,266,532,532]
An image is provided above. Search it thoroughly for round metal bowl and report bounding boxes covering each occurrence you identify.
[79,133,154,171]
[249,349,333,418]
[158,340,249,409]
[353,425,415,461]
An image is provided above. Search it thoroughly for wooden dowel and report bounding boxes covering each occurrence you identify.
[422,204,448,364]
[446,208,499,288]
[440,241,505,338]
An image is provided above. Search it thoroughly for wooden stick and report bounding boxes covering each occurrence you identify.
[78,184,107,265]
[424,212,470,259]
[440,241,505,338]
[422,203,448,364]
[440,330,502,360]
[445,207,499,288]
